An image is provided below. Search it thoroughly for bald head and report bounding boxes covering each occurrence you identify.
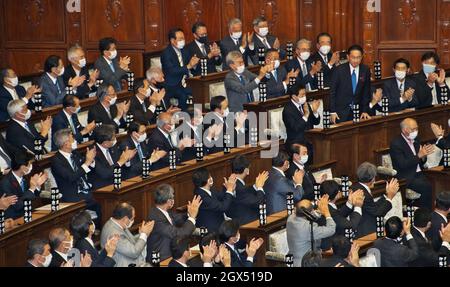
[400,118,419,138]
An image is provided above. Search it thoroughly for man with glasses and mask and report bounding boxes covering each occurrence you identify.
[26,239,52,267]
[101,202,155,267]
[49,227,92,267]
[247,16,285,65]
[264,49,298,99]
[220,18,252,70]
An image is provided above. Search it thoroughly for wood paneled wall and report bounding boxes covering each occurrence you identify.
[0,0,449,77]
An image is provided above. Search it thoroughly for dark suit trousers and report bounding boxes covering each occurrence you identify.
[408,173,432,209]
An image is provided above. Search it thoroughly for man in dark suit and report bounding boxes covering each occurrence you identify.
[320,180,364,250]
[146,67,173,119]
[284,39,322,92]
[320,236,358,267]
[88,124,136,190]
[218,219,264,267]
[431,122,450,152]
[220,18,252,70]
[161,28,199,111]
[0,133,20,176]
[48,228,88,267]
[373,216,419,267]
[264,49,297,99]
[64,45,99,99]
[186,22,222,76]
[95,37,130,92]
[390,118,434,209]
[282,85,321,148]
[410,208,450,267]
[0,68,38,122]
[128,79,163,126]
[264,151,304,215]
[311,32,340,87]
[226,155,267,225]
[146,184,200,261]
[330,45,372,124]
[51,95,96,151]
[5,99,51,154]
[412,51,449,108]
[26,239,52,267]
[427,192,450,252]
[383,58,418,112]
[247,16,286,65]
[87,84,129,133]
[286,143,317,201]
[176,106,205,161]
[352,162,398,238]
[0,152,46,219]
[192,168,235,233]
[51,129,102,224]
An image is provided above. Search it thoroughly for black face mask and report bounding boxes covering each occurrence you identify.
[155,81,165,90]
[198,36,208,45]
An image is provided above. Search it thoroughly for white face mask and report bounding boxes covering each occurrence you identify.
[71,140,78,151]
[194,116,204,126]
[177,40,186,50]
[231,32,242,40]
[274,60,281,69]
[22,109,31,121]
[42,253,52,267]
[24,164,33,175]
[109,97,117,106]
[234,233,240,244]
[8,77,19,87]
[63,239,73,251]
[71,106,81,114]
[91,221,96,234]
[167,124,175,133]
[259,27,269,37]
[408,131,418,141]
[297,96,307,105]
[300,52,311,61]
[319,45,331,55]
[448,119,450,128]
[145,88,152,98]
[137,133,147,143]
[222,108,230,118]
[395,70,407,80]
[126,218,134,229]
[57,67,65,77]
[208,177,214,187]
[78,58,87,68]
[236,64,245,75]
[109,50,118,60]
[111,138,117,147]
[300,155,309,165]
[423,64,436,74]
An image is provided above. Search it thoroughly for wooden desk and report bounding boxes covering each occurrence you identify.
[306,105,450,179]
[424,166,450,209]
[0,201,86,267]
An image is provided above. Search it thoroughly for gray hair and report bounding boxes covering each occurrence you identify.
[146,66,162,81]
[356,162,377,183]
[228,18,242,29]
[27,239,48,260]
[54,129,72,149]
[296,38,312,49]
[96,84,112,101]
[252,16,267,27]
[67,44,83,62]
[154,184,175,205]
[7,99,26,118]
[226,51,243,67]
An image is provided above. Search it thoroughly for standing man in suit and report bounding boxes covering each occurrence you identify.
[284,39,322,92]
[129,79,163,125]
[224,50,273,112]
[26,239,52,267]
[427,192,450,252]
[51,95,96,150]
[218,219,264,267]
[330,45,372,124]
[64,45,100,99]
[312,32,341,87]
[161,28,199,111]
[192,167,236,233]
[412,52,449,108]
[6,99,52,153]
[390,118,434,208]
[100,203,154,267]
[89,124,136,190]
[0,68,39,122]
[264,151,304,215]
[226,155,268,225]
[0,152,47,219]
[51,129,102,224]
[247,16,286,65]
[352,162,398,238]
[374,217,419,267]
[282,85,321,148]
[410,208,450,267]
[186,22,222,76]
[287,198,336,267]
[220,18,252,70]
[383,58,418,112]
[95,37,130,92]
[146,184,201,261]
[146,67,173,118]
[264,49,298,99]
[286,143,318,200]
[176,106,205,161]
[87,84,130,133]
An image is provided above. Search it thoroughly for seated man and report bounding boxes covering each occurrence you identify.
[227,155,268,225]
[0,152,46,219]
[25,239,52,267]
[192,167,236,233]
[0,68,38,122]
[264,49,297,99]
[382,58,418,112]
[64,45,99,99]
[220,18,252,70]
[218,219,264,267]
[146,67,171,118]
[286,197,336,267]
[89,124,136,190]
[51,95,96,151]
[264,151,304,215]
[311,32,340,87]
[95,37,130,92]
[100,202,154,267]
[286,143,318,200]
[374,217,419,267]
[320,236,360,267]
[176,106,205,161]
[146,184,201,261]
[224,50,272,112]
[390,118,434,209]
[352,162,398,238]
[427,192,450,252]
[6,99,51,154]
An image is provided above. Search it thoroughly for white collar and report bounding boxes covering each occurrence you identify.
[12,170,23,186]
[272,167,285,177]
[175,260,188,267]
[85,237,95,248]
[293,161,304,171]
[157,127,170,139]
[396,78,406,88]
[213,112,225,123]
[58,150,73,162]
[200,187,212,197]
[96,143,110,156]
[13,118,27,129]
[27,260,38,267]
[291,99,301,110]
[103,56,113,65]
[401,133,414,144]
[359,182,371,195]
[157,207,173,224]
[55,250,68,262]
[186,122,198,134]
[63,109,73,121]
[195,39,205,48]
[172,46,182,54]
[349,64,359,74]
[436,211,448,223]
[110,218,125,230]
[328,202,337,210]
[297,57,306,66]
[256,34,267,43]
[3,85,17,96]
[101,102,111,113]
[46,73,58,84]
[236,177,245,186]
[413,226,427,240]
[131,137,141,148]
[135,95,145,105]
[225,242,236,251]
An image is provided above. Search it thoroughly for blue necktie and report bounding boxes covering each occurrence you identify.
[137,144,144,161]
[55,81,61,94]
[351,70,357,95]
[239,76,254,103]
[273,71,278,82]
[20,178,25,192]
[109,61,116,73]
